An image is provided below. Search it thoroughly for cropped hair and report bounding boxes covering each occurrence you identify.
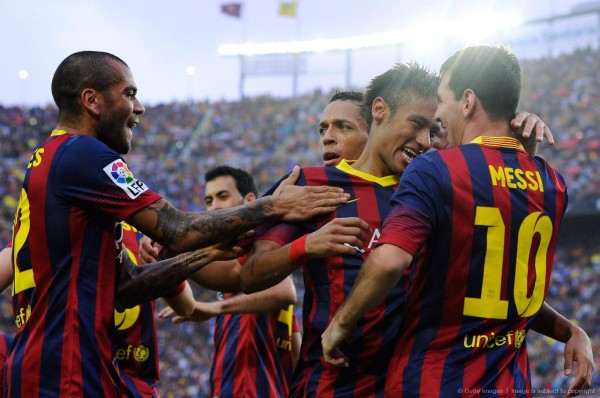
[329,90,364,103]
[361,62,439,127]
[205,165,258,197]
[440,45,522,123]
[51,51,128,116]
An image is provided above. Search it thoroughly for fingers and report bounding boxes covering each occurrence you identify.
[139,238,159,264]
[157,306,175,318]
[278,165,300,189]
[323,352,349,368]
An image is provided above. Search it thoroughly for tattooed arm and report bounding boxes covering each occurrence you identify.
[127,166,350,255]
[117,241,244,308]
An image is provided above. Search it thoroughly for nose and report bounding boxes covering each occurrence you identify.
[416,128,432,151]
[321,127,337,146]
[134,98,145,115]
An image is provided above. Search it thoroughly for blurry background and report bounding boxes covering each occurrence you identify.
[1,0,599,396]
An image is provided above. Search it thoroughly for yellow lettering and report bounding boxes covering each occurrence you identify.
[476,334,489,348]
[504,167,517,189]
[463,335,475,348]
[122,221,138,232]
[536,171,544,192]
[525,171,539,191]
[27,148,44,168]
[489,165,505,187]
[463,329,524,350]
[514,169,527,190]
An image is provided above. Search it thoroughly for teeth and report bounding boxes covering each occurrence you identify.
[401,148,418,159]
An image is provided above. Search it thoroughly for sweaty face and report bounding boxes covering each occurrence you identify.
[434,73,465,148]
[95,62,144,155]
[205,175,245,211]
[376,96,438,176]
[319,100,369,166]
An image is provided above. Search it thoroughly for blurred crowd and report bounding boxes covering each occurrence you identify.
[1,46,599,396]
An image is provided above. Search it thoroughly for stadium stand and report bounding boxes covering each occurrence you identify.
[0,47,599,396]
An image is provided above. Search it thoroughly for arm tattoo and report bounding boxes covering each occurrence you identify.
[117,247,216,308]
[152,199,277,250]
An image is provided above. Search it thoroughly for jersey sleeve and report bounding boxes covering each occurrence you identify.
[378,155,441,255]
[52,135,162,220]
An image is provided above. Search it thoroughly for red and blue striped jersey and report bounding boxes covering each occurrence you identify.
[379,137,568,397]
[210,273,301,398]
[6,131,161,397]
[258,160,406,398]
[113,222,160,398]
[0,330,14,396]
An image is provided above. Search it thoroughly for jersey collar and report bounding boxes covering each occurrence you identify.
[335,159,399,187]
[470,136,525,151]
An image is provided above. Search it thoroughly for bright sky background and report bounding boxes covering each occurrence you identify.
[1,0,597,106]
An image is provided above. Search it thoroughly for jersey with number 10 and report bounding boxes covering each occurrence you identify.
[6,131,161,397]
[378,137,568,397]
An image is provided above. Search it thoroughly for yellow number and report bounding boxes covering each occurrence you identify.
[12,189,36,295]
[463,206,552,320]
[514,212,552,317]
[463,207,508,319]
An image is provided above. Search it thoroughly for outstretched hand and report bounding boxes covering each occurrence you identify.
[158,301,219,324]
[270,165,350,222]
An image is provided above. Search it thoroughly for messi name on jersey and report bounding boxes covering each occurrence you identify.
[103,160,149,199]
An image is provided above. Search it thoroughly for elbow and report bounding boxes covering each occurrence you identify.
[239,272,257,294]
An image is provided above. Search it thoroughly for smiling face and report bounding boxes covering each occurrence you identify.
[319,99,369,166]
[95,61,145,154]
[373,95,438,176]
[434,72,466,147]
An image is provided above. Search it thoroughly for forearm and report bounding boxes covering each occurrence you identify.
[240,242,301,294]
[218,280,296,314]
[190,260,242,293]
[530,302,577,343]
[335,246,404,328]
[129,198,279,254]
[163,282,195,317]
[117,247,218,308]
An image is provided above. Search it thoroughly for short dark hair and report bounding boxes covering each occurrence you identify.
[329,90,363,103]
[205,166,258,197]
[361,62,439,127]
[51,51,128,116]
[440,45,521,123]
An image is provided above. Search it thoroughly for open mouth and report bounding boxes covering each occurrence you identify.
[400,147,420,162]
[322,152,339,166]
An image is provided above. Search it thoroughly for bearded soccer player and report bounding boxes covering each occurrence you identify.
[5,51,348,397]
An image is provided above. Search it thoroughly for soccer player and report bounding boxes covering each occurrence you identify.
[239,63,439,397]
[1,227,195,397]
[157,165,302,397]
[241,86,592,396]
[322,45,593,396]
[5,51,349,397]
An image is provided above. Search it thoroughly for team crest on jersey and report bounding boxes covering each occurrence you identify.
[103,160,149,199]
